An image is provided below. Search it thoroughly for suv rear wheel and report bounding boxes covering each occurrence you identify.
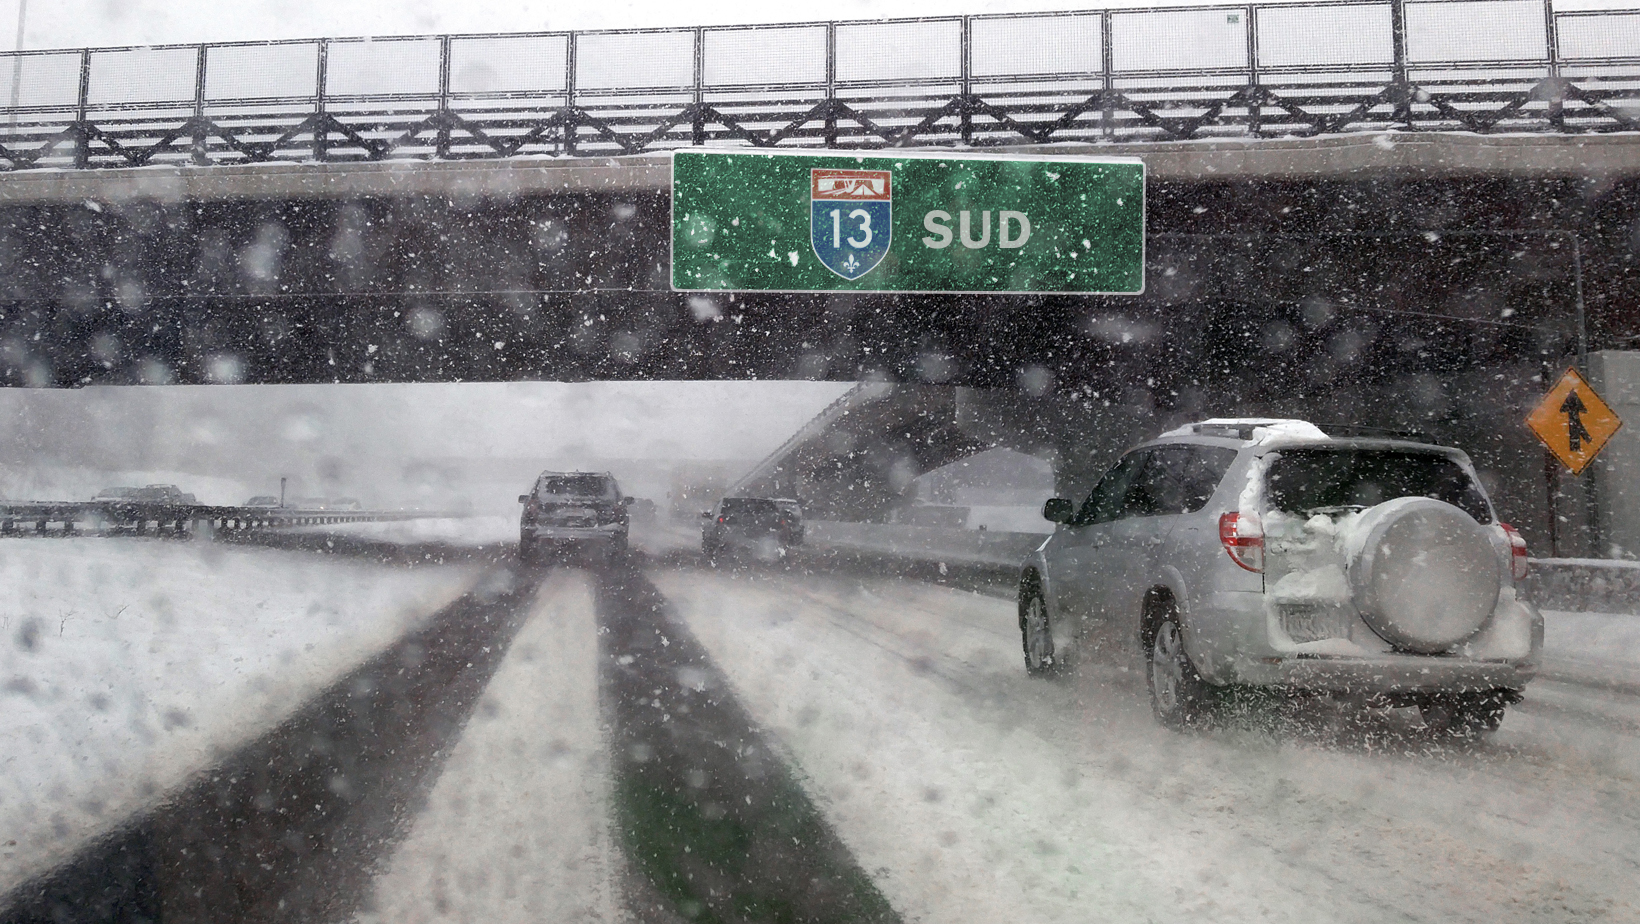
[1419,690,1510,738]
[1146,606,1211,729]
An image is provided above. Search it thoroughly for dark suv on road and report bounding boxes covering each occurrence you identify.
[95,485,198,505]
[701,497,804,562]
[1020,419,1541,736]
[518,471,632,559]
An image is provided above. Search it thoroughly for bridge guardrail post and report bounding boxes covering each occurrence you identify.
[565,32,577,156]
[73,47,89,167]
[1390,0,1411,127]
[1245,4,1260,136]
[437,35,452,158]
[820,24,833,148]
[1101,11,1114,139]
[692,27,705,146]
[1544,0,1564,129]
[1543,0,1560,75]
[315,38,329,161]
[192,44,207,165]
[960,15,972,146]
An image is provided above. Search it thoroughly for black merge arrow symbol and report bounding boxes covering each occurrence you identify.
[1561,389,1594,453]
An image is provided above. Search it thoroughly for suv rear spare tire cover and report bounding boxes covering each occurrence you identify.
[1346,496,1500,654]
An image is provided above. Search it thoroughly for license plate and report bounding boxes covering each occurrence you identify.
[1279,605,1349,643]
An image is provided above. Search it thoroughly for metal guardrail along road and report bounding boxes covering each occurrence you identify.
[0,500,449,536]
[0,0,1635,169]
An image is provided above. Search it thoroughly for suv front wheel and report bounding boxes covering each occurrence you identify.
[1019,577,1065,676]
[1146,606,1212,729]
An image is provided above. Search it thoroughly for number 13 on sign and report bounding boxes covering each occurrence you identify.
[830,209,873,250]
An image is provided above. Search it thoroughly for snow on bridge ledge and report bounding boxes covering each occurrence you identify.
[1,132,1638,207]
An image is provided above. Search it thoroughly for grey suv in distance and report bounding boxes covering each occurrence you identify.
[518,471,632,559]
[1020,419,1542,736]
[701,497,804,562]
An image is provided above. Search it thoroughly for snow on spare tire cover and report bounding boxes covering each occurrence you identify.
[1345,496,1500,654]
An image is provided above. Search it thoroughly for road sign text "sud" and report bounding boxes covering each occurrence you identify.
[921,210,1031,250]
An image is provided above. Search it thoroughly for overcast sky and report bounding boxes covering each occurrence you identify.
[0,381,852,507]
[15,0,1627,48]
[14,1,1099,47]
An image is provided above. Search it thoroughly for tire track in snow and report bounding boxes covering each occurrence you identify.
[0,561,540,923]
[592,560,898,924]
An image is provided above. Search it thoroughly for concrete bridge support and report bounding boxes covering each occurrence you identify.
[1592,352,1640,559]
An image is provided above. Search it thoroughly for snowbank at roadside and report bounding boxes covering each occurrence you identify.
[287,515,517,546]
[1542,609,1640,686]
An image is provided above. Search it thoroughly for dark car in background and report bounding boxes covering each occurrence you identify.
[89,484,198,534]
[98,485,198,505]
[701,497,804,562]
[519,471,632,559]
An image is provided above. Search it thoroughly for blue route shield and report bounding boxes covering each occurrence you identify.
[810,168,892,281]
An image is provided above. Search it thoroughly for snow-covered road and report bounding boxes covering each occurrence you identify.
[0,538,484,897]
[9,543,1640,921]
[654,566,1640,924]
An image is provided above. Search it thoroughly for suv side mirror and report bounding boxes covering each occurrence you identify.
[517,494,530,504]
[1042,498,1075,524]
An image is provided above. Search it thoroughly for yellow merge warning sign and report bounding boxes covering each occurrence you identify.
[1527,367,1623,475]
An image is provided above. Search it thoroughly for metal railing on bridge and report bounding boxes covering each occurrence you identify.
[0,0,1635,169]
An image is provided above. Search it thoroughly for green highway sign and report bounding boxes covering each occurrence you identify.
[671,149,1145,295]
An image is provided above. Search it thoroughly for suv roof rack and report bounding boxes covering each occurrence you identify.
[1188,423,1267,440]
[1174,419,1435,444]
[1311,423,1435,444]
[1181,419,1314,441]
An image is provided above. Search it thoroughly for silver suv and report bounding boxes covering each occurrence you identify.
[1019,419,1542,736]
[518,471,632,559]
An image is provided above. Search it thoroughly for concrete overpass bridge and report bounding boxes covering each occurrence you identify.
[0,1,1637,555]
[0,132,1633,388]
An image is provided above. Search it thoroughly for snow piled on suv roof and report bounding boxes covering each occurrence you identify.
[1161,418,1329,443]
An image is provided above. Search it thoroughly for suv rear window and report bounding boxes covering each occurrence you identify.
[537,475,617,499]
[1264,448,1491,522]
[721,498,781,526]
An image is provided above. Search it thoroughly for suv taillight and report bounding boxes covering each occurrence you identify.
[1219,512,1264,573]
[1500,522,1529,581]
